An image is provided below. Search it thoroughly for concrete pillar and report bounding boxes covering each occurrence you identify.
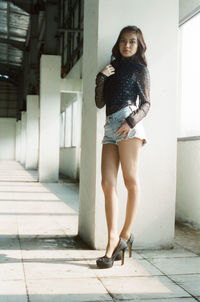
[26,95,39,169]
[39,55,61,182]
[78,0,179,249]
[15,120,21,161]
[20,111,27,165]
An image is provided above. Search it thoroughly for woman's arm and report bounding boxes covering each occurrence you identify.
[95,64,115,109]
[125,66,151,128]
[95,72,107,108]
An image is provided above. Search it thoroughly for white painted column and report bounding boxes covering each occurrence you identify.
[20,111,27,165]
[39,55,61,182]
[26,95,39,169]
[15,120,21,161]
[79,0,179,249]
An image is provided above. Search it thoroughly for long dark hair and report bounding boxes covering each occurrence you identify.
[111,25,148,66]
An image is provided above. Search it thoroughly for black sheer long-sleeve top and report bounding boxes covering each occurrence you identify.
[95,57,151,128]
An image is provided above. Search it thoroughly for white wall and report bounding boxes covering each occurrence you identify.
[176,139,200,228]
[0,118,16,160]
[60,148,79,179]
[179,0,200,24]
[79,0,179,249]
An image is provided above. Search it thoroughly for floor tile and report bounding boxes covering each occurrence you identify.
[23,260,96,279]
[0,280,27,302]
[100,276,190,300]
[87,257,163,278]
[137,246,198,259]
[175,222,200,255]
[0,216,18,236]
[0,263,24,281]
[149,257,200,275]
[27,278,112,302]
[17,216,67,236]
[169,274,200,296]
[0,250,22,263]
[125,298,198,302]
[0,237,20,249]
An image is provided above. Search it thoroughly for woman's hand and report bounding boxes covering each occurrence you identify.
[101,64,115,77]
[114,120,131,139]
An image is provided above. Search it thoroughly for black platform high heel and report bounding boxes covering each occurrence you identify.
[115,233,134,261]
[96,238,127,269]
[127,233,134,257]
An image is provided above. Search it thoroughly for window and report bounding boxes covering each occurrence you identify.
[62,99,79,148]
[60,111,65,147]
[65,105,72,147]
[178,12,200,137]
[72,100,78,147]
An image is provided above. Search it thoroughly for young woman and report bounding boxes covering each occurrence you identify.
[95,25,151,268]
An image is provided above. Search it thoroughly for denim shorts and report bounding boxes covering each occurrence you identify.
[102,105,147,146]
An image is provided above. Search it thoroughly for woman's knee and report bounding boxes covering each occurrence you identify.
[124,175,139,191]
[101,179,117,193]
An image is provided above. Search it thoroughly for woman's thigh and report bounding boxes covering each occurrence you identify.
[101,143,120,186]
[118,138,142,183]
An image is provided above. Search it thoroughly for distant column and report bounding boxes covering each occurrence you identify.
[39,55,61,182]
[26,95,39,169]
[15,120,21,161]
[20,111,27,165]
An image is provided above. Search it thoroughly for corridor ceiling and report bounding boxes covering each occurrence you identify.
[0,0,30,81]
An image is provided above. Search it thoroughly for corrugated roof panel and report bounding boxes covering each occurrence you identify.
[9,28,27,39]
[0,1,30,70]
[0,43,8,52]
[0,2,7,10]
[10,2,29,16]
[0,10,7,34]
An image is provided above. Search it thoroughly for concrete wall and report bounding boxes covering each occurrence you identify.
[176,139,200,229]
[179,0,200,24]
[79,0,179,249]
[0,118,16,160]
[60,148,79,179]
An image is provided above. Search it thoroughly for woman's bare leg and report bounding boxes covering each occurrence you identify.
[118,138,142,240]
[101,143,120,257]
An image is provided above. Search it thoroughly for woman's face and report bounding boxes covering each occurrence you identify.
[119,32,138,58]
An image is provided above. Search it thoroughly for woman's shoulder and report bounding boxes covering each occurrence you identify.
[134,62,148,70]
[133,63,149,77]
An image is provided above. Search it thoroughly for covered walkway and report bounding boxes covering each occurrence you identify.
[0,161,199,302]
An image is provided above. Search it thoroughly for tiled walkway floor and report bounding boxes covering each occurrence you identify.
[0,161,199,302]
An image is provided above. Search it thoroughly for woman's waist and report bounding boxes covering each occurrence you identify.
[106,103,137,121]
